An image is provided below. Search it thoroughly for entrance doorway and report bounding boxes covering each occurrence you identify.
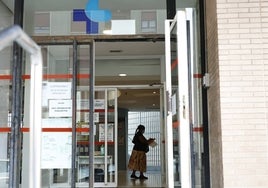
[94,38,166,188]
[111,86,164,188]
[0,9,208,186]
[28,36,166,188]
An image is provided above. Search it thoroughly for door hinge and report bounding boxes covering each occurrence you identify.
[203,73,210,88]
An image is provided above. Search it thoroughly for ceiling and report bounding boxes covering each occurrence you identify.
[94,40,165,111]
[116,88,161,111]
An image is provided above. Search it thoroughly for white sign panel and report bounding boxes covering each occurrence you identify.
[41,132,72,169]
[77,99,105,110]
[94,99,105,109]
[99,123,114,142]
[42,82,71,106]
[77,99,89,110]
[84,112,99,123]
[49,99,72,117]
[112,20,136,34]
[46,82,71,99]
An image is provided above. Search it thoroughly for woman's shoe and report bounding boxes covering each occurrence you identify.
[139,175,148,179]
[130,174,139,179]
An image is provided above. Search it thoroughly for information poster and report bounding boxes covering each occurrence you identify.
[42,82,71,106]
[94,99,105,109]
[99,123,114,142]
[48,99,72,117]
[41,132,72,169]
[84,112,99,123]
[41,82,72,169]
[77,99,89,110]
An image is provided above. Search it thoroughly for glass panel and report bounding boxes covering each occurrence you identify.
[170,23,181,186]
[95,89,116,184]
[106,89,116,183]
[188,11,204,187]
[76,77,117,187]
[94,90,106,183]
[0,133,10,188]
[23,0,198,36]
[0,46,13,188]
[75,45,91,187]
[40,45,73,187]
[128,111,161,171]
[76,87,90,185]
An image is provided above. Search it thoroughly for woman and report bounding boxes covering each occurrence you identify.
[128,124,155,179]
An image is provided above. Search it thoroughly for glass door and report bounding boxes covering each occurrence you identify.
[165,9,193,188]
[76,87,118,187]
[94,88,117,187]
[17,41,118,187]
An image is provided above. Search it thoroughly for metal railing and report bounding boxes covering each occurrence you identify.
[0,25,43,188]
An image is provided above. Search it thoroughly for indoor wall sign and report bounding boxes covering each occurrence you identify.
[73,0,112,34]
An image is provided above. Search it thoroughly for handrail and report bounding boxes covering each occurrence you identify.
[0,25,43,188]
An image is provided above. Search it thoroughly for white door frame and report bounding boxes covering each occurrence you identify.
[165,9,192,188]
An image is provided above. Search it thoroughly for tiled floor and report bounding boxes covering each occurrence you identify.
[117,171,165,188]
[0,171,166,188]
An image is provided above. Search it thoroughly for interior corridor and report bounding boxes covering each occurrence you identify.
[117,170,165,188]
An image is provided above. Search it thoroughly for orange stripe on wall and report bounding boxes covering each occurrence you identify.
[78,141,114,145]
[22,75,30,79]
[0,127,11,132]
[1,127,203,133]
[173,121,179,128]
[0,74,91,80]
[0,75,12,79]
[21,128,29,132]
[0,127,90,132]
[42,128,73,132]
[171,122,203,133]
[193,74,202,78]
[171,59,178,70]
[43,74,90,79]
[2,74,200,81]
[193,127,203,132]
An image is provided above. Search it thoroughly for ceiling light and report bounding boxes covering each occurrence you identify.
[119,73,127,77]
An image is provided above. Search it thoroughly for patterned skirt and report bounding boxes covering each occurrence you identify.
[127,150,147,172]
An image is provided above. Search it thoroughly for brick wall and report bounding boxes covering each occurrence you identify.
[214,0,268,187]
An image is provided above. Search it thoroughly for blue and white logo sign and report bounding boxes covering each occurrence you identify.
[73,0,112,34]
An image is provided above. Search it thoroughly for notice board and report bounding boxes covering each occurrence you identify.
[41,132,72,169]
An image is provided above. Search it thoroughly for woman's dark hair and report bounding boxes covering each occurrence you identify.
[135,124,145,134]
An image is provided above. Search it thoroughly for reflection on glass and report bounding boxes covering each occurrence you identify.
[40,45,73,187]
[26,0,175,35]
[76,87,117,185]
[0,135,9,187]
[0,49,12,179]
[170,23,181,185]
